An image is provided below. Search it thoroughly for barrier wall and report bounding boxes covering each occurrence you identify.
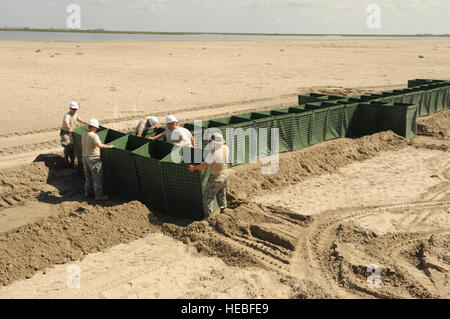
[71,79,448,220]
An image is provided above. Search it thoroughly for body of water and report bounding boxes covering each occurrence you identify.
[1,30,447,41]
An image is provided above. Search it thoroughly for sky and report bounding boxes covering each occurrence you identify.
[0,0,449,34]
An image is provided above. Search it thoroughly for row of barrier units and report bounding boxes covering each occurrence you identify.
[72,78,449,219]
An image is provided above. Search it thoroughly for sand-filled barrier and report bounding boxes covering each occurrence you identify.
[70,79,450,220]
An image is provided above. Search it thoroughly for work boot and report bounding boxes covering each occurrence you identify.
[64,155,71,168]
[221,207,233,214]
[202,207,220,220]
[69,156,76,168]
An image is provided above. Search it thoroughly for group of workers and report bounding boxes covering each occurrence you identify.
[60,101,229,218]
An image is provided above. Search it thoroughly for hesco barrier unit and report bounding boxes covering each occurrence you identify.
[71,79,449,220]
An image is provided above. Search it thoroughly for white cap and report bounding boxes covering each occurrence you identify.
[147,116,159,128]
[165,115,178,124]
[88,119,100,129]
[211,133,224,144]
[69,101,79,110]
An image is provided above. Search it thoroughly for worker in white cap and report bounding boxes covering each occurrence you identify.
[135,116,161,137]
[188,133,230,218]
[149,115,194,147]
[81,119,114,201]
[60,101,88,167]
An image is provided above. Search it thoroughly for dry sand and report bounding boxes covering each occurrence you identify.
[0,39,449,299]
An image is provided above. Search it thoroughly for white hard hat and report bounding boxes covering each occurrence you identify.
[88,119,100,129]
[69,101,79,110]
[165,115,178,124]
[147,116,159,128]
[211,133,224,144]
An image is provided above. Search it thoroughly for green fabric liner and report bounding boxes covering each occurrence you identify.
[342,103,360,137]
[310,108,327,145]
[356,102,418,139]
[298,93,327,105]
[160,146,219,218]
[325,105,344,140]
[131,140,174,213]
[102,134,149,200]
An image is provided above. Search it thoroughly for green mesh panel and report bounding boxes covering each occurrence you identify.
[160,147,218,219]
[310,109,327,145]
[298,93,327,105]
[356,103,382,136]
[325,105,344,140]
[132,140,173,213]
[103,134,149,200]
[378,103,418,139]
[342,104,359,137]
[294,111,312,150]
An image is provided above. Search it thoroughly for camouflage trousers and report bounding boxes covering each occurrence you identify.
[203,173,228,215]
[82,157,104,197]
[60,132,74,162]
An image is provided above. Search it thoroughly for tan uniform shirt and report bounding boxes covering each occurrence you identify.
[205,145,229,176]
[135,120,149,134]
[61,112,83,132]
[82,132,102,158]
[165,127,193,147]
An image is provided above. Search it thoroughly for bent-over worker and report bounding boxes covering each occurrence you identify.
[149,115,194,147]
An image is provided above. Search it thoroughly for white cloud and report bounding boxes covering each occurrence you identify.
[0,0,448,34]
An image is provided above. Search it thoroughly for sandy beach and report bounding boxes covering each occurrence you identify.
[0,39,449,299]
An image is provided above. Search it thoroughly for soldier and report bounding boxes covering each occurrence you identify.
[135,116,161,137]
[60,101,88,167]
[149,115,194,147]
[188,133,230,218]
[81,119,114,201]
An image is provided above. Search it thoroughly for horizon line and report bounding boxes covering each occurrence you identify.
[1,27,449,37]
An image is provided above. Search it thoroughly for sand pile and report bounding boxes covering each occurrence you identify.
[417,109,450,140]
[228,131,408,201]
[0,201,159,285]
